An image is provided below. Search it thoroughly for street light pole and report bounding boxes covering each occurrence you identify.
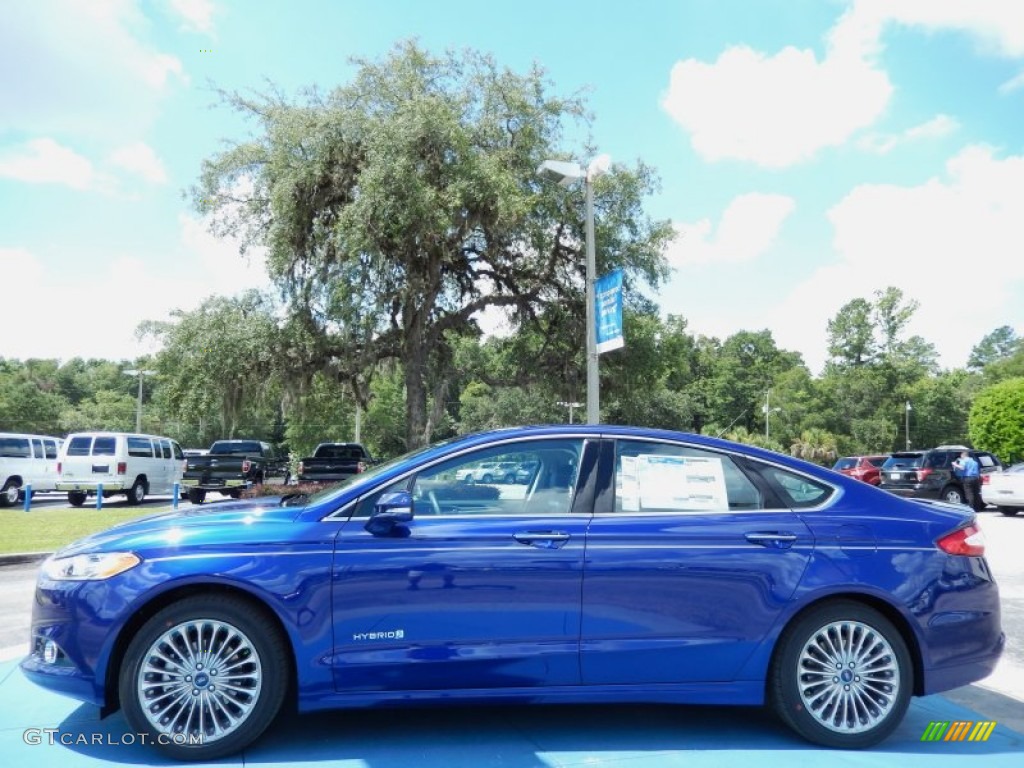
[124,369,156,433]
[905,401,912,450]
[537,155,611,425]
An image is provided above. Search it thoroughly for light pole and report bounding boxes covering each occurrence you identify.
[557,401,583,424]
[905,401,912,450]
[537,155,611,425]
[763,389,781,439]
[124,369,156,433]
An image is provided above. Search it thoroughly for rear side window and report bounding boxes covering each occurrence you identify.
[976,453,997,468]
[66,437,92,456]
[833,458,856,470]
[127,437,153,458]
[159,440,172,459]
[44,440,58,459]
[0,438,31,458]
[92,436,116,456]
[762,467,834,509]
[614,440,762,512]
[926,451,951,469]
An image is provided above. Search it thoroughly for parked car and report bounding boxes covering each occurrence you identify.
[878,445,1002,508]
[0,432,63,506]
[454,460,520,484]
[56,432,185,506]
[831,455,888,485]
[22,425,1003,759]
[182,448,209,458]
[981,462,1024,516]
[297,442,375,484]
[182,439,289,504]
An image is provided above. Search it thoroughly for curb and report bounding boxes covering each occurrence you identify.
[0,552,52,567]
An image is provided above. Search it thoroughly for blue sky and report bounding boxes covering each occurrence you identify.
[1,0,1022,373]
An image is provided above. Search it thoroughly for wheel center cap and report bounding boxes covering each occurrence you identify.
[194,672,210,688]
[841,669,854,683]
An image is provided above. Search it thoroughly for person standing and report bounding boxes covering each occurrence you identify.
[953,450,982,510]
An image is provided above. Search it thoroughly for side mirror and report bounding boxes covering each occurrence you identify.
[365,491,414,535]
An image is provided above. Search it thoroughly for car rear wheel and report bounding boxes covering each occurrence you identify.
[68,491,87,507]
[119,594,289,761]
[770,600,912,748]
[998,506,1020,517]
[481,473,493,483]
[187,488,206,505]
[940,486,965,505]
[126,478,147,506]
[0,480,20,507]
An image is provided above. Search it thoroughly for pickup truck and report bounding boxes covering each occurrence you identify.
[297,442,374,484]
[182,439,289,504]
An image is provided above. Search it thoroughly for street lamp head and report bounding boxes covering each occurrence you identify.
[124,369,156,376]
[536,159,584,188]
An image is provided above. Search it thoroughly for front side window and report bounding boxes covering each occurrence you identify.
[0,438,31,458]
[357,439,584,518]
[613,440,762,513]
[92,436,116,456]
[172,442,184,460]
[159,440,172,459]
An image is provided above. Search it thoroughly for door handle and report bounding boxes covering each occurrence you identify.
[745,531,799,549]
[513,531,571,549]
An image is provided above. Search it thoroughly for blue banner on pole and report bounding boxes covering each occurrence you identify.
[595,268,624,354]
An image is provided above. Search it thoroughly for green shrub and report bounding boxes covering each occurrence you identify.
[968,377,1024,464]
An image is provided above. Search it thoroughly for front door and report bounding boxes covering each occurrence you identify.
[331,437,596,692]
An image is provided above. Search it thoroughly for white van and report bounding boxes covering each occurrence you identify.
[0,433,63,506]
[56,432,185,506]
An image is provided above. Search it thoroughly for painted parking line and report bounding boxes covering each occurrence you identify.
[0,658,1020,768]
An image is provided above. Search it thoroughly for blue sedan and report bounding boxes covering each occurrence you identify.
[21,426,1004,760]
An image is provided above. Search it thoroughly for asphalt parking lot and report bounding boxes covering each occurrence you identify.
[0,506,1021,766]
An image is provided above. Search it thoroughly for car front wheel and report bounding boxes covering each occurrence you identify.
[0,480,20,507]
[770,600,912,748]
[119,595,289,760]
[999,506,1020,517]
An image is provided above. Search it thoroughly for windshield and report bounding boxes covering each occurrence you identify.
[882,454,923,469]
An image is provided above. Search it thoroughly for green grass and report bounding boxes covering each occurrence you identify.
[0,506,172,555]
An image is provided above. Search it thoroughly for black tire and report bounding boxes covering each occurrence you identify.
[68,491,87,507]
[940,485,965,505]
[226,490,242,499]
[769,600,912,749]
[126,478,147,506]
[0,479,20,507]
[187,488,206,505]
[999,506,1020,517]
[503,473,515,484]
[481,473,493,483]
[118,594,289,761]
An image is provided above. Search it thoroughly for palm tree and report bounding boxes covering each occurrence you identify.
[790,428,839,466]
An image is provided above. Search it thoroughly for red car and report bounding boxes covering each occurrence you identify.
[832,455,889,485]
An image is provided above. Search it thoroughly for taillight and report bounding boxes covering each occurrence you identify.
[981,474,990,485]
[57,462,62,474]
[242,459,251,473]
[916,468,933,482]
[181,460,187,473]
[297,461,304,475]
[357,461,367,473]
[937,524,986,557]
[117,462,127,475]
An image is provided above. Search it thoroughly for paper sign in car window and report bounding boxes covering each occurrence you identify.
[619,455,640,511]
[638,455,729,511]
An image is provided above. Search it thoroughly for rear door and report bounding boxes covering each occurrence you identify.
[580,438,816,684]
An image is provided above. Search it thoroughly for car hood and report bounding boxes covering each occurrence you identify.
[54,498,302,557]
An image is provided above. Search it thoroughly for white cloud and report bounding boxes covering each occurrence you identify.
[999,70,1024,93]
[662,0,1024,167]
[858,113,959,154]
[169,0,216,35]
[771,145,1024,372]
[0,138,102,191]
[667,194,796,268]
[0,1,186,139]
[108,142,168,184]
[0,215,271,362]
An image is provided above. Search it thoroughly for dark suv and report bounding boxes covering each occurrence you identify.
[878,445,1002,508]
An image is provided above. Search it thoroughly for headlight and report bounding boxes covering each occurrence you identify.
[41,552,141,581]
